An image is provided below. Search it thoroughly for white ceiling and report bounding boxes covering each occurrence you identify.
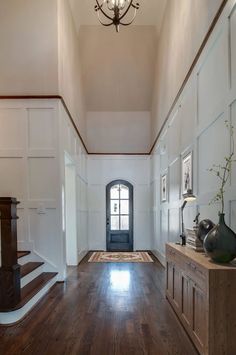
[69,0,167,34]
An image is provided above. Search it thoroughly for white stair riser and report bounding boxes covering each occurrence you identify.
[18,255,32,266]
[20,265,44,288]
[0,276,58,325]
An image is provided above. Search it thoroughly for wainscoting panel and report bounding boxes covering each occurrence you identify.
[198,114,229,196]
[168,109,181,164]
[0,158,25,199]
[161,209,169,247]
[169,158,181,203]
[168,208,180,243]
[180,78,196,152]
[197,27,228,131]
[231,99,236,180]
[0,108,26,150]
[230,200,236,231]
[28,108,56,151]
[28,158,57,200]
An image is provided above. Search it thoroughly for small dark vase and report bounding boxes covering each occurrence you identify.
[203,214,236,263]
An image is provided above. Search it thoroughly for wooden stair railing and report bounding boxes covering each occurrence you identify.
[0,197,21,310]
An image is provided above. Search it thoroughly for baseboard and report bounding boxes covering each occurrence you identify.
[152,249,166,267]
[77,250,89,264]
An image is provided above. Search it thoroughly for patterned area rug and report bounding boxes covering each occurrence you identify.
[88,252,153,263]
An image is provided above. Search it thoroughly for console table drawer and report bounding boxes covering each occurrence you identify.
[184,259,207,292]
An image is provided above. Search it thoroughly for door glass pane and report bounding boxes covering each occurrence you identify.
[110,185,119,199]
[120,200,129,215]
[111,216,119,230]
[111,200,119,215]
[120,216,129,230]
[120,184,129,199]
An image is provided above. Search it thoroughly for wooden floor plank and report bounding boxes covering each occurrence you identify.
[0,254,198,355]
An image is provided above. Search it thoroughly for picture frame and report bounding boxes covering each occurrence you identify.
[161,174,167,202]
[182,152,193,194]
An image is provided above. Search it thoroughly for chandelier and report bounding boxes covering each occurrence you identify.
[94,0,140,33]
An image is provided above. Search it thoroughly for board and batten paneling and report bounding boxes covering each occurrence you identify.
[0,100,60,272]
[151,0,236,265]
[0,98,88,279]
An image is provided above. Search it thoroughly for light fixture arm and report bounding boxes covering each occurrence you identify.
[119,0,133,21]
[120,7,138,26]
[95,0,113,21]
[94,0,140,32]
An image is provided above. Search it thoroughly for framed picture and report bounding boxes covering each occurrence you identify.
[182,152,193,194]
[161,174,167,202]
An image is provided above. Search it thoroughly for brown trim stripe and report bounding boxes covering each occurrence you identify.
[0,0,228,156]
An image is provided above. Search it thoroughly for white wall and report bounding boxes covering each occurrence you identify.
[87,155,150,251]
[86,111,151,153]
[151,0,236,264]
[0,99,63,272]
[0,98,88,278]
[0,0,58,95]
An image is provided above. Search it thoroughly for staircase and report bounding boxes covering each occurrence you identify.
[0,198,58,325]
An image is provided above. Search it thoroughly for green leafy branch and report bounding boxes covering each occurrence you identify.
[208,121,236,214]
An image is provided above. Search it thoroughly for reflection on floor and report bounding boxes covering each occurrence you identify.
[0,253,198,355]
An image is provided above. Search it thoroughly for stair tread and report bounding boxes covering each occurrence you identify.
[17,251,31,259]
[0,272,57,312]
[20,262,44,278]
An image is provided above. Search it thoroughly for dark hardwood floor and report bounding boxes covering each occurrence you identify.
[0,254,198,355]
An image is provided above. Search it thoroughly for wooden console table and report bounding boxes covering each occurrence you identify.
[166,242,236,355]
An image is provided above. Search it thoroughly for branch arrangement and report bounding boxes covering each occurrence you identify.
[208,121,236,214]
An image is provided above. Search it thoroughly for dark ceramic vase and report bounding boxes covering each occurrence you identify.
[203,214,236,263]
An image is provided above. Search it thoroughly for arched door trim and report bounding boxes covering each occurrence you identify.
[106,180,133,252]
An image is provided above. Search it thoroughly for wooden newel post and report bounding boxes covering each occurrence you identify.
[0,197,20,310]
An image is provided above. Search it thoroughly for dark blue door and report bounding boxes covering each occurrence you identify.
[106,180,133,251]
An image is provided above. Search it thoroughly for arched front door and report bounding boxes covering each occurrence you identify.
[106,180,133,251]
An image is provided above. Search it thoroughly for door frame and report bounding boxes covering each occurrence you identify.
[106,179,134,251]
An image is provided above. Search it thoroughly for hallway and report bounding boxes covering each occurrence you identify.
[0,254,197,355]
